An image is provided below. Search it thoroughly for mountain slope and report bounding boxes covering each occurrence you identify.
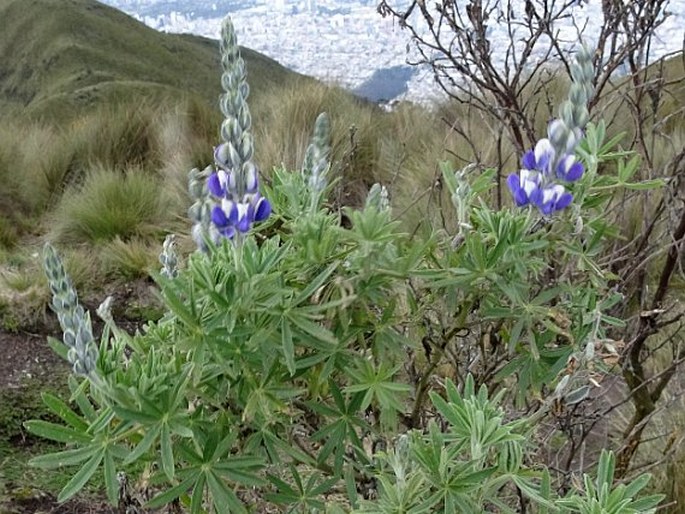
[0,0,304,120]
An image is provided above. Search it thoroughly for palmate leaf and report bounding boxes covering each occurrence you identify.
[244,427,316,466]
[114,366,193,477]
[345,360,411,414]
[147,427,265,512]
[266,465,335,510]
[28,407,132,505]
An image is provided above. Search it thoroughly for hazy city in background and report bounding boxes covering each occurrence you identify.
[99,0,685,104]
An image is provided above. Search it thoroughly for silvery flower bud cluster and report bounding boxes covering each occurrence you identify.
[159,234,179,279]
[365,183,391,212]
[43,243,98,377]
[188,165,215,251]
[302,112,332,209]
[548,44,594,159]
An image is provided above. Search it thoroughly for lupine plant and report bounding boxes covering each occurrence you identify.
[28,16,669,514]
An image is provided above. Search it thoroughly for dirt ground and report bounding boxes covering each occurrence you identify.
[1,495,115,514]
[0,329,116,514]
[0,330,64,391]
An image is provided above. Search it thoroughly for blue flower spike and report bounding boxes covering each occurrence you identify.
[508,44,594,215]
[201,16,271,244]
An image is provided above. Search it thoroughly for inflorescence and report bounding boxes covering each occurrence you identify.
[43,243,99,378]
[302,112,332,212]
[159,234,179,278]
[205,17,271,243]
[507,45,594,215]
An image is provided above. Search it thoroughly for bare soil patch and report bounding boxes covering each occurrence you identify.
[0,329,66,391]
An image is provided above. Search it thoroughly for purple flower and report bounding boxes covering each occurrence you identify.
[535,184,573,215]
[510,119,585,214]
[208,170,237,198]
[556,155,584,182]
[207,177,271,239]
[522,139,556,176]
[507,169,542,207]
[208,173,224,197]
[254,196,271,222]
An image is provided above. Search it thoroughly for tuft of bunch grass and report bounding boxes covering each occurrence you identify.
[100,236,162,280]
[52,166,171,244]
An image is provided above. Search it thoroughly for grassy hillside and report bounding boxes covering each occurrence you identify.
[0,0,303,120]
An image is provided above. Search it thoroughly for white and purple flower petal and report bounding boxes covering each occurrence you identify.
[244,162,259,194]
[534,138,556,175]
[211,205,229,227]
[535,184,573,215]
[254,196,271,222]
[221,198,239,225]
[522,149,537,170]
[507,169,541,207]
[214,143,231,169]
[556,155,584,182]
[235,202,254,233]
[207,172,225,197]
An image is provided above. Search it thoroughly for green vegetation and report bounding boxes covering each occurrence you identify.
[51,166,172,243]
[0,0,684,511]
[0,367,75,505]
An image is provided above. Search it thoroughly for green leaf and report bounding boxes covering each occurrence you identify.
[69,376,96,422]
[162,284,200,331]
[146,474,197,509]
[617,155,640,182]
[41,392,88,431]
[596,450,615,490]
[47,336,69,361]
[124,424,161,465]
[293,262,339,306]
[191,474,206,514]
[57,450,103,503]
[287,311,338,345]
[207,471,246,514]
[628,493,666,511]
[88,406,116,434]
[161,422,175,480]
[24,420,91,444]
[282,317,296,376]
[622,473,651,499]
[104,450,118,506]
[29,446,96,469]
[345,463,359,509]
[624,179,665,190]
